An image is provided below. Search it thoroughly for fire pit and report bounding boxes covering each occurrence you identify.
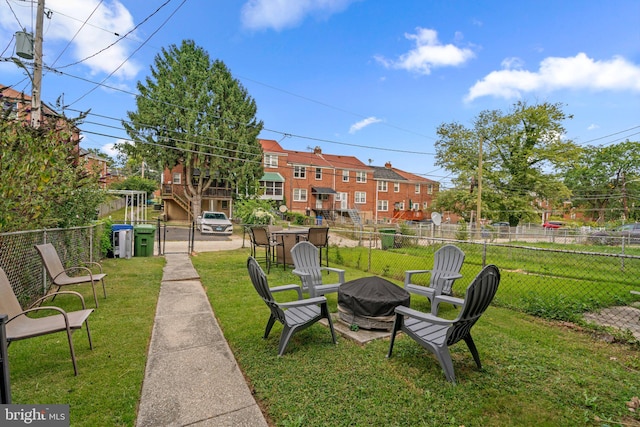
[337,276,410,330]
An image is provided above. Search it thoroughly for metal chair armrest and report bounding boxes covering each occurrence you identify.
[27,290,87,309]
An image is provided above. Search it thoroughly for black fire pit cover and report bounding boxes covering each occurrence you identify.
[338,276,410,317]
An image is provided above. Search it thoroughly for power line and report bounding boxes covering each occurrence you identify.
[5,0,25,30]
[65,0,187,108]
[48,0,104,69]
[56,0,172,70]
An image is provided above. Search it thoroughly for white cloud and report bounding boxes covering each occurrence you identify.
[101,142,119,157]
[375,27,475,75]
[587,124,600,131]
[0,0,140,79]
[241,0,357,31]
[465,53,640,102]
[349,116,382,134]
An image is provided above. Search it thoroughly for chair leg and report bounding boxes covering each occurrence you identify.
[433,347,457,384]
[65,327,79,376]
[265,246,271,274]
[264,316,276,339]
[90,282,99,308]
[325,245,329,267]
[85,319,93,350]
[321,302,337,344]
[101,278,107,299]
[463,334,482,369]
[278,326,296,356]
[386,314,403,358]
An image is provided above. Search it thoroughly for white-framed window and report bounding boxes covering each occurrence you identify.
[397,201,405,210]
[315,167,322,180]
[263,154,277,168]
[422,201,428,210]
[293,166,306,179]
[342,170,349,182]
[172,172,182,185]
[355,191,366,204]
[415,184,421,194]
[356,171,367,183]
[377,200,388,211]
[412,202,419,210]
[377,181,388,192]
[394,182,400,192]
[293,188,307,202]
[260,181,283,196]
[428,183,434,194]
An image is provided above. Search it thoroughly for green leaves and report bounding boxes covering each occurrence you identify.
[435,101,580,223]
[0,120,104,232]
[123,40,264,216]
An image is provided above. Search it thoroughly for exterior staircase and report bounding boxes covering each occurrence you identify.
[346,208,362,227]
[172,192,192,220]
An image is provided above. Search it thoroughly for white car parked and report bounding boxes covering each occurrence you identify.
[196,211,233,235]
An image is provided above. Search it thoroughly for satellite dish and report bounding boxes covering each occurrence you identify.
[431,212,442,226]
[279,205,288,213]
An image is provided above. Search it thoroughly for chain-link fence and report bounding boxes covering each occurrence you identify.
[328,227,640,343]
[0,224,104,308]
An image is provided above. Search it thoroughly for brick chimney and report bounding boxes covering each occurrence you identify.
[313,146,322,154]
[385,161,392,169]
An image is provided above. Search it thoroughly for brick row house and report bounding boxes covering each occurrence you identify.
[258,139,439,225]
[160,138,439,224]
[1,85,109,185]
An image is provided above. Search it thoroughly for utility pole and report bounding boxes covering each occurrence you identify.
[476,136,483,232]
[30,0,45,128]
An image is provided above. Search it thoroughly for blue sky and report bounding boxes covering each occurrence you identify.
[1,0,639,188]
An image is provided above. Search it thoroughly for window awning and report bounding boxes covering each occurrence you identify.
[312,187,337,195]
[260,172,284,182]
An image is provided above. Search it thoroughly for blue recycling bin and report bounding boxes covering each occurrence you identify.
[316,216,323,225]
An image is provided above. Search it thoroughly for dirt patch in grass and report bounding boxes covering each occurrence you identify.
[583,305,640,340]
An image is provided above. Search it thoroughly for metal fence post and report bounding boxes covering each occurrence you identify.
[482,241,487,267]
[0,314,11,404]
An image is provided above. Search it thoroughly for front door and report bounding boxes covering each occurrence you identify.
[337,192,348,210]
[315,195,324,210]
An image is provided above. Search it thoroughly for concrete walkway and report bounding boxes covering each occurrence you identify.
[136,249,268,426]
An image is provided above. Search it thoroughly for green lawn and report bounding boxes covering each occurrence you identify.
[7,256,164,426]
[7,248,640,426]
[193,249,640,427]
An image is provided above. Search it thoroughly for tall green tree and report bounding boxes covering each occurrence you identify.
[435,101,581,225]
[122,40,264,220]
[564,140,640,223]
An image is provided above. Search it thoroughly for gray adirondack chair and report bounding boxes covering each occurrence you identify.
[247,256,337,356]
[35,243,107,308]
[307,227,330,267]
[0,266,93,376]
[387,264,500,384]
[290,241,345,298]
[404,244,465,313]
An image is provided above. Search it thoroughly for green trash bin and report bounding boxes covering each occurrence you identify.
[134,224,156,257]
[380,229,396,250]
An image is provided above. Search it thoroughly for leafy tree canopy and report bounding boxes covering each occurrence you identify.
[0,119,104,232]
[110,176,158,195]
[435,101,581,225]
[121,40,264,220]
[563,140,640,223]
